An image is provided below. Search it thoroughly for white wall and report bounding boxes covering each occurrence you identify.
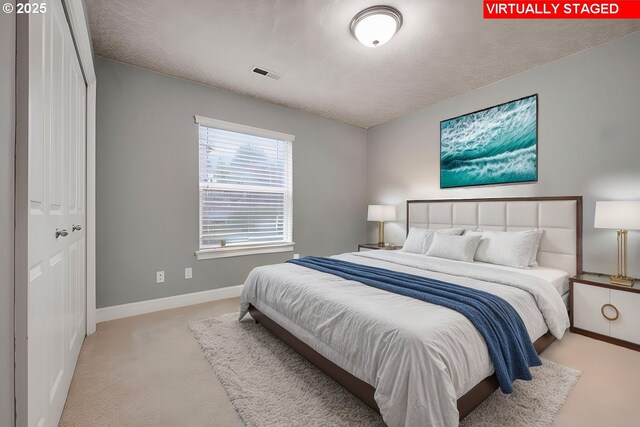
[0,2,15,425]
[367,31,640,277]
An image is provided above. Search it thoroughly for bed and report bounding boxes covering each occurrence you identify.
[240,196,582,426]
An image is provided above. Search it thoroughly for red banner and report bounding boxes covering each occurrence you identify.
[484,1,640,19]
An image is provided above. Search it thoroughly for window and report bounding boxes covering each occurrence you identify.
[195,116,294,259]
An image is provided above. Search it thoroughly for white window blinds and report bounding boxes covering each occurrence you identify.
[197,116,293,251]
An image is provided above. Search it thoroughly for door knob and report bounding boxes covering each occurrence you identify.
[72,224,82,232]
[55,229,68,239]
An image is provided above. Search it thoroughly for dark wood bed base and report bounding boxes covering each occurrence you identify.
[248,304,556,421]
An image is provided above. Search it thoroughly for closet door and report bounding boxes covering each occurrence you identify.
[26,1,87,425]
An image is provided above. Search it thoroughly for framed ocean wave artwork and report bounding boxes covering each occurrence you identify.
[440,94,538,188]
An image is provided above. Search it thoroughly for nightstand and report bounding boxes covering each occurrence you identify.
[357,243,402,252]
[570,272,640,351]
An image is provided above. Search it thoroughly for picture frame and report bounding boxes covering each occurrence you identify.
[440,94,538,189]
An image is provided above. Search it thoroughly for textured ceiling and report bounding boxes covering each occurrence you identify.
[86,0,640,128]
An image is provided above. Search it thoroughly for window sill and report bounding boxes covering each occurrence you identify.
[195,243,295,260]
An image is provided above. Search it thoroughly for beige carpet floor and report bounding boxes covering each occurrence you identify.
[61,297,640,426]
[190,313,580,427]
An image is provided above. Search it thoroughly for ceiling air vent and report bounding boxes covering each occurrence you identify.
[252,66,281,80]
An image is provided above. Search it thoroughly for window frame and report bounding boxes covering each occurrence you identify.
[194,115,294,260]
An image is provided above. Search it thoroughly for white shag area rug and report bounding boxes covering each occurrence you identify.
[190,313,580,427]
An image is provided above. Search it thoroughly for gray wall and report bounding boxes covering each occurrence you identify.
[0,2,15,426]
[367,31,640,277]
[96,57,367,308]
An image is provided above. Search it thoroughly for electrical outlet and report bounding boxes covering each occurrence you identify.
[185,267,192,279]
[293,253,300,259]
[156,271,165,284]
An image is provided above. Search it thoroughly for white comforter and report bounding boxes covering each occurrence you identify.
[239,251,570,427]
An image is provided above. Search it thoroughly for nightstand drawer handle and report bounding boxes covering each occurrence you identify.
[601,303,619,321]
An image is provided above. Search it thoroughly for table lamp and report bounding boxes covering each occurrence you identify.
[594,201,640,286]
[368,205,396,247]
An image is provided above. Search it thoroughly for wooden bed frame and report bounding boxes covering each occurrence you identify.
[249,305,555,420]
[248,196,582,421]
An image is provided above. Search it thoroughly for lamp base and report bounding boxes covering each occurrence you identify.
[610,275,634,287]
[377,222,385,247]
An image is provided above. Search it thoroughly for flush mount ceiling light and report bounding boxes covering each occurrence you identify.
[350,5,403,48]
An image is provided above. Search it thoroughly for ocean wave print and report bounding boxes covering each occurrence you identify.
[440,95,537,188]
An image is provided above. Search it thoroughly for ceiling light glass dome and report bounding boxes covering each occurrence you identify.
[350,6,403,48]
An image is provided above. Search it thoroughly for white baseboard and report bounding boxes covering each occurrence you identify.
[96,285,243,323]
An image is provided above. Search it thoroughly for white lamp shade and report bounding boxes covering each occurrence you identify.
[368,205,396,222]
[594,201,640,230]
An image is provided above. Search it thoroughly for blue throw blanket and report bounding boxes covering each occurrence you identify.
[287,256,541,393]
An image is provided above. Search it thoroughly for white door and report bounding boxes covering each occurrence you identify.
[26,1,87,425]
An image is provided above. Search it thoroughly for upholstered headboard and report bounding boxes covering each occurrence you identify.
[406,196,582,276]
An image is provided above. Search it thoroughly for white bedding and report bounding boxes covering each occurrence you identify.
[239,251,570,427]
[470,261,570,296]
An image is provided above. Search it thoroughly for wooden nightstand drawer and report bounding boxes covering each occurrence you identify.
[610,290,640,344]
[573,283,610,336]
[570,272,640,350]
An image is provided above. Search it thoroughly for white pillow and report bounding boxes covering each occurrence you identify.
[465,229,543,269]
[402,228,430,254]
[528,230,544,266]
[424,228,464,253]
[425,233,482,262]
[402,227,464,254]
